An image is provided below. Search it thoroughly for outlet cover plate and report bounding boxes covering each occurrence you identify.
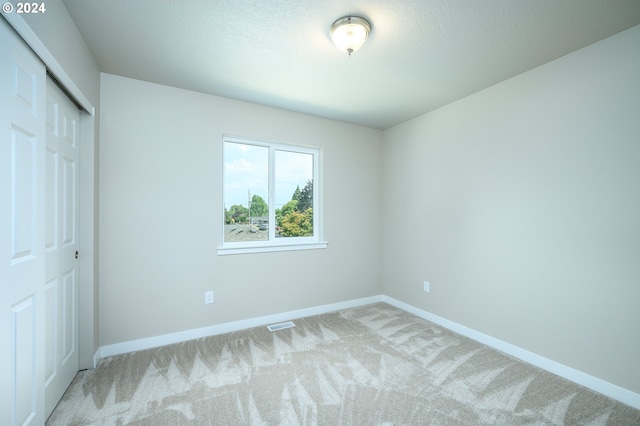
[423,281,430,293]
[205,291,214,304]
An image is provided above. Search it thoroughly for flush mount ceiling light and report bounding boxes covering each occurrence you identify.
[330,16,371,57]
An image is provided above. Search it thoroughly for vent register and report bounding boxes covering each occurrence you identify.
[267,321,295,331]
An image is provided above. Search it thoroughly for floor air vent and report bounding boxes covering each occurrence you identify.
[267,321,295,331]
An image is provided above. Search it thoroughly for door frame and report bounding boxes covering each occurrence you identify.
[3,13,98,370]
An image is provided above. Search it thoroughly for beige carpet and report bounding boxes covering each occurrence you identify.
[47,303,640,425]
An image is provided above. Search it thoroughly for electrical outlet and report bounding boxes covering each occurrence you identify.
[205,291,214,304]
[423,281,430,293]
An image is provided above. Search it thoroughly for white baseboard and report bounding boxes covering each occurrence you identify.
[94,294,638,409]
[382,295,640,410]
[92,347,102,369]
[96,295,383,362]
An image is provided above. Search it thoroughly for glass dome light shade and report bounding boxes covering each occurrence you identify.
[330,16,371,56]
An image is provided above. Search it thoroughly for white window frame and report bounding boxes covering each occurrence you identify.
[218,136,327,255]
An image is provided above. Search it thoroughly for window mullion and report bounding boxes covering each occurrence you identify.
[268,147,276,241]
[313,152,319,237]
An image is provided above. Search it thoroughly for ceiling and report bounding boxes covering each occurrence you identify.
[62,0,640,130]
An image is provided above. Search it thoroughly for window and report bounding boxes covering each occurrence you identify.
[218,136,326,255]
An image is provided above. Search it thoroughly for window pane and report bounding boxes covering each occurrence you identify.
[274,150,314,238]
[224,142,269,243]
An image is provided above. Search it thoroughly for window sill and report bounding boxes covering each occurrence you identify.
[217,241,328,256]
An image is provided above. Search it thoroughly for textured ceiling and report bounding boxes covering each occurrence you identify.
[62,0,640,129]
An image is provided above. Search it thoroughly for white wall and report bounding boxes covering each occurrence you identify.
[382,25,640,394]
[9,0,101,369]
[99,73,383,346]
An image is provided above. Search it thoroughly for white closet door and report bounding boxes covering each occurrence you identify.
[0,19,47,426]
[44,78,80,418]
